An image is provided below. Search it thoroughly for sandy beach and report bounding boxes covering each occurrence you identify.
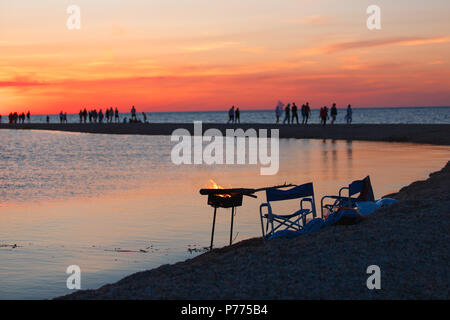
[57,161,450,300]
[1,123,450,146]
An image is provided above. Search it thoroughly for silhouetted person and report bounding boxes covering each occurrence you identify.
[304,102,311,124]
[283,103,291,124]
[320,106,329,126]
[26,111,30,123]
[115,108,119,123]
[131,106,137,121]
[227,106,235,123]
[235,108,240,123]
[79,110,83,123]
[346,104,353,124]
[291,103,299,124]
[275,102,282,123]
[331,103,337,124]
[99,109,104,123]
[46,115,50,123]
[0,114,2,123]
[142,112,147,123]
[83,108,87,123]
[109,107,114,123]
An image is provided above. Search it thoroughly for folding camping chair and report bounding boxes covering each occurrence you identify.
[259,182,317,240]
[320,176,375,218]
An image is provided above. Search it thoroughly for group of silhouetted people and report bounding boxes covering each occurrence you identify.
[3,111,31,124]
[276,102,312,125]
[319,104,353,126]
[276,102,353,126]
[78,107,120,123]
[227,106,240,124]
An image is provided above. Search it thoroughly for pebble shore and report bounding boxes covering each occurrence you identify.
[58,161,450,300]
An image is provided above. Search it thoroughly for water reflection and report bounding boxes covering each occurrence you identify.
[0,130,449,299]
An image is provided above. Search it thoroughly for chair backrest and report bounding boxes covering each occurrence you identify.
[349,176,375,201]
[266,183,314,202]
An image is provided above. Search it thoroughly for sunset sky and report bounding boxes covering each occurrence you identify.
[0,0,449,114]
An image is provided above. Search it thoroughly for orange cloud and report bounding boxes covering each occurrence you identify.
[320,36,450,54]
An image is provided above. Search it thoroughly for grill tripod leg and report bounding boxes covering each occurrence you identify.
[230,207,235,246]
[210,207,217,251]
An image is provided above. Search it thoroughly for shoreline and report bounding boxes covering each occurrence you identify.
[58,161,450,300]
[1,123,450,146]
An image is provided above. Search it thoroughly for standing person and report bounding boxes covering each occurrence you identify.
[320,106,329,126]
[46,115,50,123]
[330,103,337,124]
[64,112,68,124]
[59,111,64,124]
[301,104,306,124]
[115,108,119,123]
[304,102,311,124]
[79,109,83,123]
[26,111,31,123]
[235,107,240,123]
[0,114,2,123]
[275,101,283,123]
[345,104,353,124]
[109,107,114,123]
[291,102,299,124]
[83,108,87,123]
[227,106,235,124]
[98,109,104,123]
[131,106,137,122]
[142,112,147,123]
[105,108,110,123]
[283,103,291,124]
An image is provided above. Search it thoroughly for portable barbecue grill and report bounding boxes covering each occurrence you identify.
[200,184,294,251]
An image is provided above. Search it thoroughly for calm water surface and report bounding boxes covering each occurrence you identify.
[0,130,449,299]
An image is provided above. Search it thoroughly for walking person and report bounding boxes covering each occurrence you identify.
[320,106,329,126]
[291,102,299,124]
[304,102,311,124]
[283,103,291,124]
[227,106,235,124]
[345,104,353,124]
[275,101,283,123]
[301,104,306,124]
[330,103,337,125]
[131,106,137,122]
[115,108,119,123]
[109,107,114,123]
[235,107,240,123]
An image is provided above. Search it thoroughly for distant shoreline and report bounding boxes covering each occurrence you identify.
[1,123,450,146]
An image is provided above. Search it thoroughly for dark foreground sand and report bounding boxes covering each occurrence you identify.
[58,161,450,300]
[1,123,450,145]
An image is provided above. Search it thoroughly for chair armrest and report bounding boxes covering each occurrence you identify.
[259,203,272,217]
[300,198,312,211]
[339,187,349,197]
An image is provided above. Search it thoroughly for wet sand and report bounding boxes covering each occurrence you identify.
[58,161,450,300]
[1,123,450,145]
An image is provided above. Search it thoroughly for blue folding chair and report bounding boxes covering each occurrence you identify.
[320,176,375,217]
[260,183,317,240]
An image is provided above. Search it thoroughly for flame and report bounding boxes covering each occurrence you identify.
[208,179,231,198]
